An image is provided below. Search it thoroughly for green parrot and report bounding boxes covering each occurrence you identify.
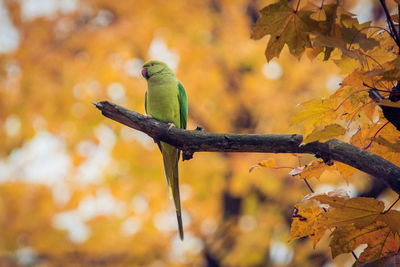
[141,60,188,240]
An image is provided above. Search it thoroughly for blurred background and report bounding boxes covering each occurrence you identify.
[0,0,391,266]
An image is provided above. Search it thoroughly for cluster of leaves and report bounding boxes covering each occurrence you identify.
[291,192,400,265]
[252,0,400,264]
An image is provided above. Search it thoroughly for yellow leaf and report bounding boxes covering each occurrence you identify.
[311,194,400,234]
[302,124,346,143]
[289,203,326,247]
[334,161,356,183]
[249,158,276,173]
[333,55,363,74]
[291,98,337,125]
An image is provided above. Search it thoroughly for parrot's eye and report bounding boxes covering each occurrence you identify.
[150,63,155,66]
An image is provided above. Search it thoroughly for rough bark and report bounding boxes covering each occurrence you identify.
[93,101,400,194]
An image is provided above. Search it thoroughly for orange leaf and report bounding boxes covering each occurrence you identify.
[330,221,400,264]
[289,203,327,247]
[289,160,327,180]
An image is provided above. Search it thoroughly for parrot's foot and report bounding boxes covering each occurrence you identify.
[144,114,153,119]
[182,150,194,161]
[167,123,176,131]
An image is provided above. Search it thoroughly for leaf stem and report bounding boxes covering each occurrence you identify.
[382,195,400,214]
[363,121,390,150]
[334,89,369,112]
[295,0,301,12]
[303,178,314,193]
[273,166,296,169]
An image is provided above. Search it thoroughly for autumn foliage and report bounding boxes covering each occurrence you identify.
[0,0,400,266]
[251,0,400,265]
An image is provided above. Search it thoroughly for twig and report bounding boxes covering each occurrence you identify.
[379,0,400,49]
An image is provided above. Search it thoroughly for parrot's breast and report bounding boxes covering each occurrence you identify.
[146,76,181,127]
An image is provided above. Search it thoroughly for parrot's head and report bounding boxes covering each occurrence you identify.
[142,60,170,80]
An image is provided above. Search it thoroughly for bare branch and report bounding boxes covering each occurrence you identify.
[93,101,400,194]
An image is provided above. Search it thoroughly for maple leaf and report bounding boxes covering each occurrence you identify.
[308,4,338,60]
[341,26,379,52]
[251,0,318,61]
[311,194,400,234]
[291,98,338,124]
[330,221,400,265]
[291,98,339,137]
[340,69,369,88]
[310,6,379,64]
[249,158,276,173]
[334,161,356,183]
[293,161,355,183]
[289,203,327,247]
[373,136,400,152]
[333,54,364,73]
[289,160,327,180]
[302,123,346,143]
[350,124,381,149]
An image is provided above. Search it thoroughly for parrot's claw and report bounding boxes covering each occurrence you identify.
[144,114,153,119]
[167,123,176,131]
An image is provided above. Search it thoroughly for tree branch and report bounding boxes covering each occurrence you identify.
[93,101,400,194]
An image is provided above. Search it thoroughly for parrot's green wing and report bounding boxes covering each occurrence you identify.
[144,91,148,114]
[177,82,188,130]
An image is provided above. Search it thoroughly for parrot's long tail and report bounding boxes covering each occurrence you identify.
[160,142,184,240]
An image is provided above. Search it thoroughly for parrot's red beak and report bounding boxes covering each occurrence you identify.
[142,67,149,79]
